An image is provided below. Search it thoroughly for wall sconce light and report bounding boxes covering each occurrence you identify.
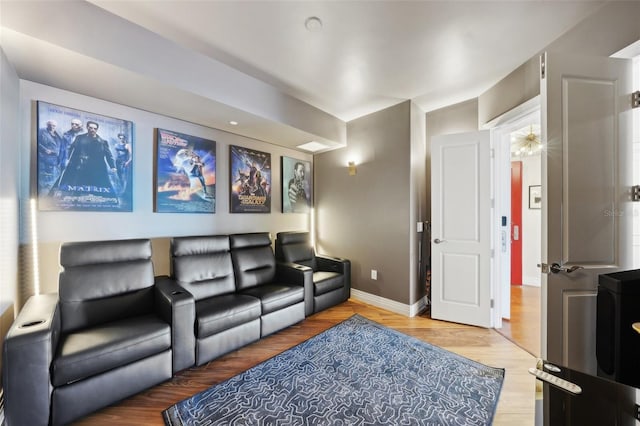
[348,161,357,176]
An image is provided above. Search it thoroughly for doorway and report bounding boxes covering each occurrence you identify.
[488,100,542,356]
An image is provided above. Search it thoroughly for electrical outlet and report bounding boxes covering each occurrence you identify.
[371,270,378,280]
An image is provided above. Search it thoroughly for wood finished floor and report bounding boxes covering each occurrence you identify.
[496,285,541,357]
[74,299,536,425]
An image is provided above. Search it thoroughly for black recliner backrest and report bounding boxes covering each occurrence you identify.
[230,232,275,290]
[171,235,236,302]
[58,239,155,333]
[275,231,316,270]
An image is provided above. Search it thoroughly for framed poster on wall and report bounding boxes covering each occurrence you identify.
[281,156,311,213]
[37,101,133,212]
[154,128,216,213]
[229,145,271,213]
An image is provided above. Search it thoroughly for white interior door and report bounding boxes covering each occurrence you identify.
[431,130,492,328]
[541,51,634,374]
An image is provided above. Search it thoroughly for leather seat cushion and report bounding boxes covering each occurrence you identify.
[196,294,261,338]
[241,284,304,315]
[313,271,344,296]
[52,315,170,387]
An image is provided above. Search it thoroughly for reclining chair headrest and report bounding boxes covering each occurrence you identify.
[230,233,271,250]
[171,235,230,257]
[277,232,309,245]
[60,239,152,267]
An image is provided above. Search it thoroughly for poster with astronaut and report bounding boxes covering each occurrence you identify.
[229,145,271,213]
[154,128,216,213]
[37,101,133,211]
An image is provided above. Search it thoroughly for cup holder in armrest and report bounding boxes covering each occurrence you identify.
[20,320,46,328]
[295,265,312,270]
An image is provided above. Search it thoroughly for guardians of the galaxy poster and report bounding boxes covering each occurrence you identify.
[229,145,271,213]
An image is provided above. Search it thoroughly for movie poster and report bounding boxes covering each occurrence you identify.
[281,156,312,213]
[229,145,271,213]
[155,128,216,213]
[37,101,133,212]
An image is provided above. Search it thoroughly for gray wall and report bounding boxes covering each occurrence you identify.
[315,101,417,305]
[410,102,427,301]
[18,81,312,299]
[478,58,539,126]
[0,47,20,381]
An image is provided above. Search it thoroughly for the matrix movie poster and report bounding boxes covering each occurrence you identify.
[37,101,133,211]
[155,128,216,214]
[229,145,271,213]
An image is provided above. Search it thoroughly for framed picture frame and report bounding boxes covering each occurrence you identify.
[229,145,271,213]
[37,101,133,212]
[154,128,216,213]
[529,185,541,209]
[281,156,312,213]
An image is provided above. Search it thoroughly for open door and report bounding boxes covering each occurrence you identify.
[431,130,493,328]
[541,52,634,374]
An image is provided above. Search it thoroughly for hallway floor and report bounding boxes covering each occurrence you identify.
[496,285,541,357]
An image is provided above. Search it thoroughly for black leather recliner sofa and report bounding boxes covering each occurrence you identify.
[2,239,193,426]
[170,234,262,366]
[3,232,337,424]
[170,232,306,366]
[275,231,350,316]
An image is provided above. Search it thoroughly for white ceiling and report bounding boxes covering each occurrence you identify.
[1,0,605,151]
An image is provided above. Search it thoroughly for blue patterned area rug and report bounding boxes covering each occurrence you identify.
[163,314,505,425]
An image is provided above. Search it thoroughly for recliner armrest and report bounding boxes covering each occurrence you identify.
[316,256,351,303]
[155,276,195,373]
[316,255,350,274]
[3,293,60,426]
[277,261,312,280]
[276,262,314,316]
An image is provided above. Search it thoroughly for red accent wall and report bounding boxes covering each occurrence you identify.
[511,161,523,285]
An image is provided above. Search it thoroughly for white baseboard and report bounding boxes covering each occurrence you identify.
[350,289,427,317]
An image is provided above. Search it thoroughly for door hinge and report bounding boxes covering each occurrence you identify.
[633,185,640,201]
[540,53,546,80]
[491,249,495,258]
[490,299,494,308]
[633,91,640,109]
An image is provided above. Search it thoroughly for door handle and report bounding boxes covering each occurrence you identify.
[433,238,445,244]
[549,263,584,274]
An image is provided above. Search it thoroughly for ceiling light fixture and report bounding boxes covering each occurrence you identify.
[305,16,323,32]
[229,121,238,126]
[297,141,329,152]
[512,125,542,157]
